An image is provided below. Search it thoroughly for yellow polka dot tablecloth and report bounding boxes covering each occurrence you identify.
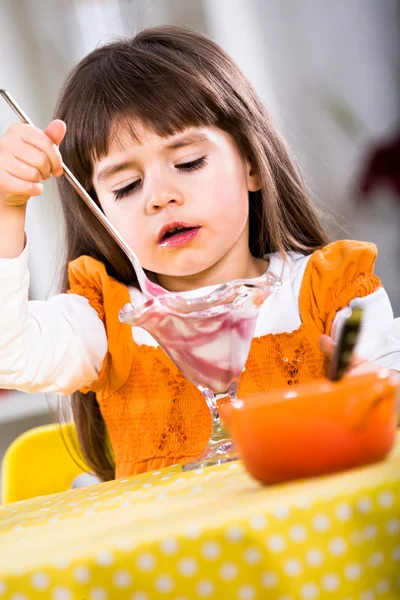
[1,435,400,600]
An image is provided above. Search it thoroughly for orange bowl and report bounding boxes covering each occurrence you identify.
[221,371,399,485]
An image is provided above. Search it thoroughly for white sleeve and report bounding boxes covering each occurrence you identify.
[0,244,108,396]
[331,287,400,371]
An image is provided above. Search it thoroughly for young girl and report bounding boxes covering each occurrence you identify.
[0,26,399,482]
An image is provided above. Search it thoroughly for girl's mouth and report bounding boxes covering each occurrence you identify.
[158,223,201,247]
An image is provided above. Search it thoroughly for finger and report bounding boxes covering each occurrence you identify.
[19,126,63,177]
[12,145,51,180]
[5,156,42,183]
[319,334,335,359]
[44,119,66,146]
[0,171,44,198]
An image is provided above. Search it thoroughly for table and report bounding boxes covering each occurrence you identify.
[1,435,400,600]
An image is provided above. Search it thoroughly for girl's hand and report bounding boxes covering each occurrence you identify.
[320,334,400,423]
[0,120,66,207]
[319,334,380,375]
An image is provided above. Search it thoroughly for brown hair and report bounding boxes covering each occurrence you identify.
[55,25,330,481]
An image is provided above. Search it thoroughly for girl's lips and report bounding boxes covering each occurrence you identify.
[158,226,201,247]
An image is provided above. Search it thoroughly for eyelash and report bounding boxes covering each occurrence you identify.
[113,156,208,201]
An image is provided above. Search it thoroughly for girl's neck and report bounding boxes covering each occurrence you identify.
[156,251,269,292]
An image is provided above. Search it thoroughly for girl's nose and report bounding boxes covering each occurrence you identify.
[146,186,184,214]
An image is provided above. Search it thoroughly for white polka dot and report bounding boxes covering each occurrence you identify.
[52,587,72,600]
[113,536,135,552]
[368,551,384,567]
[89,588,107,600]
[0,581,6,596]
[185,523,201,539]
[379,491,394,508]
[244,547,262,565]
[196,580,214,597]
[272,505,290,519]
[52,556,70,570]
[9,595,29,600]
[155,575,174,594]
[249,514,267,530]
[142,483,152,488]
[376,579,390,594]
[312,514,330,532]
[95,550,113,567]
[386,518,400,535]
[328,537,347,556]
[191,485,203,493]
[152,470,161,476]
[267,534,286,553]
[202,541,220,560]
[284,559,302,577]
[393,546,400,561]
[178,558,198,577]
[300,583,319,599]
[31,572,50,590]
[160,475,170,481]
[357,496,373,514]
[137,552,156,572]
[364,524,378,540]
[306,549,324,567]
[289,525,307,542]
[131,593,148,600]
[261,571,278,588]
[238,585,256,600]
[322,574,340,591]
[335,503,352,521]
[174,478,186,484]
[113,570,132,588]
[360,591,374,600]
[344,563,362,581]
[160,538,179,555]
[295,496,313,509]
[73,565,90,584]
[219,562,238,581]
[226,525,244,542]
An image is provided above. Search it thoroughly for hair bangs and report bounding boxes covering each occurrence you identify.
[57,43,221,181]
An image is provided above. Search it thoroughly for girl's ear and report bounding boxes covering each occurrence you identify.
[246,159,262,192]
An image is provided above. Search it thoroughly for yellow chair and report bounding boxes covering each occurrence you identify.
[1,422,89,504]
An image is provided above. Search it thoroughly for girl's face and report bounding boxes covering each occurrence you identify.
[92,122,263,290]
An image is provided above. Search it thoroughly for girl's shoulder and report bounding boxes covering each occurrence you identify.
[268,240,381,337]
[303,239,381,334]
[67,255,130,323]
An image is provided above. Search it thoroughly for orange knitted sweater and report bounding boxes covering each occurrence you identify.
[68,240,381,478]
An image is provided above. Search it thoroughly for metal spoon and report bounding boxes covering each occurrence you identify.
[0,89,164,298]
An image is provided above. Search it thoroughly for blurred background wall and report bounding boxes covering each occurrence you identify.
[1,0,399,306]
[0,0,399,494]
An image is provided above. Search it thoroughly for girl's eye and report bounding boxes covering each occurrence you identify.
[113,157,207,201]
[176,156,207,171]
[114,179,140,201]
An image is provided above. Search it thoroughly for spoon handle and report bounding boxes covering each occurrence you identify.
[0,89,153,295]
[329,306,363,381]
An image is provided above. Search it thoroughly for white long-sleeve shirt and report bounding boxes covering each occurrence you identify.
[1,245,400,396]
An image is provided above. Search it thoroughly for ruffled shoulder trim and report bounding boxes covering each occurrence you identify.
[299,240,382,338]
[68,256,133,394]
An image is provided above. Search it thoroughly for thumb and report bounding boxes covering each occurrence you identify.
[44,119,67,146]
[319,334,335,360]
